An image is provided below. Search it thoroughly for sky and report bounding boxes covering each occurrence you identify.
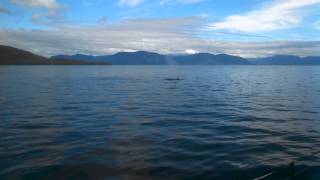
[0,0,320,58]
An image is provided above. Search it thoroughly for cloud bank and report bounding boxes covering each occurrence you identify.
[1,17,319,58]
[0,0,320,58]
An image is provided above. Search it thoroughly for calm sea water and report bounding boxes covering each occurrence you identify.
[1,66,320,180]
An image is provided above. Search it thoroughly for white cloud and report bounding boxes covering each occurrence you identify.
[0,17,319,58]
[119,0,144,7]
[207,0,320,33]
[10,0,66,24]
[185,49,198,54]
[11,0,61,9]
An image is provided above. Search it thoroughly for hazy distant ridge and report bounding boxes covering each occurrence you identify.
[53,51,251,65]
[53,52,320,65]
[251,55,320,65]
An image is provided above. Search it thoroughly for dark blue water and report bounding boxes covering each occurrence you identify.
[1,66,320,179]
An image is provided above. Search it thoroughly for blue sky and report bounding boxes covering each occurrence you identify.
[0,0,320,57]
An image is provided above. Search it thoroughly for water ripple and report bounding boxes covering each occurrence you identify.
[1,66,320,179]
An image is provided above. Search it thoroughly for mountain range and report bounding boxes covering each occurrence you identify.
[0,45,110,65]
[251,55,320,65]
[52,51,251,65]
[1,45,320,65]
[53,52,320,65]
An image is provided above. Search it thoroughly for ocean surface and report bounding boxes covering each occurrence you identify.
[1,65,320,180]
